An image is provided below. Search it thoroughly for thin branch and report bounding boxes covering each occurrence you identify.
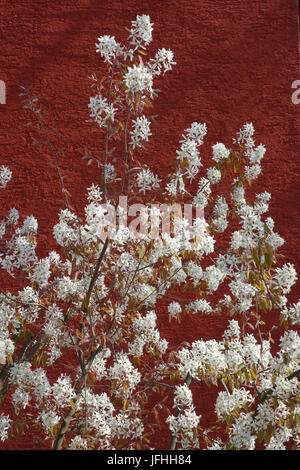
[169,372,192,450]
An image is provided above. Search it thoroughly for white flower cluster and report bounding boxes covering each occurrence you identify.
[124,64,154,96]
[0,296,19,361]
[204,264,226,293]
[175,318,300,449]
[234,123,266,181]
[109,354,141,399]
[88,94,116,128]
[52,374,76,409]
[68,390,144,449]
[249,143,266,165]
[191,216,215,255]
[282,301,300,325]
[95,35,123,64]
[87,183,103,203]
[173,384,193,409]
[53,209,79,247]
[274,263,297,294]
[215,388,254,419]
[207,166,221,184]
[212,142,230,163]
[244,164,261,181]
[0,413,11,441]
[229,412,256,449]
[0,165,12,189]
[9,363,51,410]
[0,215,38,275]
[130,115,151,148]
[230,198,283,254]
[89,348,111,380]
[28,256,51,288]
[129,14,153,50]
[42,304,65,365]
[234,122,255,148]
[185,260,203,286]
[148,48,176,76]
[128,311,168,357]
[166,170,185,197]
[193,177,211,208]
[186,299,212,314]
[167,384,201,449]
[176,122,207,180]
[212,196,228,232]
[39,409,60,434]
[176,320,272,383]
[229,279,257,313]
[168,301,182,320]
[18,286,40,323]
[135,168,161,194]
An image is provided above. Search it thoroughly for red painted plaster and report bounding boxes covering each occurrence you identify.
[0,0,299,449]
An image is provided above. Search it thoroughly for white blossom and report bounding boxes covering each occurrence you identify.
[148,48,176,75]
[168,301,182,319]
[52,374,76,408]
[129,15,153,50]
[109,354,141,399]
[95,35,123,63]
[215,388,254,419]
[274,263,297,294]
[0,413,11,441]
[89,94,116,128]
[124,64,153,95]
[39,410,60,434]
[130,115,151,148]
[207,167,221,184]
[229,412,256,450]
[135,168,161,194]
[212,142,230,163]
[0,166,12,189]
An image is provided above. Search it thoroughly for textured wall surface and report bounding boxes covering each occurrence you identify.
[0,0,299,449]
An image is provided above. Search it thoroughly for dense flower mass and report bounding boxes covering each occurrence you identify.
[95,35,123,64]
[148,48,176,76]
[129,14,153,50]
[124,64,154,96]
[212,142,230,163]
[130,115,152,148]
[0,14,299,452]
[88,95,116,128]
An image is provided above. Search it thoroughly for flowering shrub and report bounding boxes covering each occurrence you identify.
[0,15,299,450]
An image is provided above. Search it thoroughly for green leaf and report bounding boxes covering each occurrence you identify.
[251,248,260,267]
[264,252,272,268]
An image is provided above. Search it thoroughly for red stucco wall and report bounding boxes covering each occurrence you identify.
[0,0,299,449]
